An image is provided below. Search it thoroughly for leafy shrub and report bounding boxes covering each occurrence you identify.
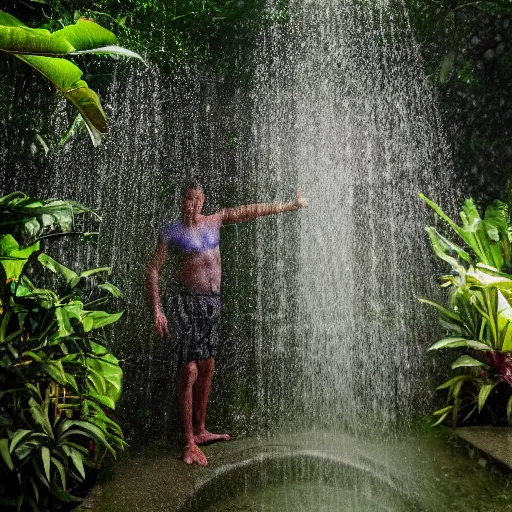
[0,192,126,512]
[420,194,512,427]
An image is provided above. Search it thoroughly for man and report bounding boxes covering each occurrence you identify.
[146,181,307,466]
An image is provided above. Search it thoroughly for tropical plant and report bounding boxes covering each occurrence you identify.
[0,191,126,511]
[420,194,512,427]
[0,11,143,146]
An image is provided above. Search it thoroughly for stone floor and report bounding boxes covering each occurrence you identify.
[75,430,512,512]
[456,426,512,470]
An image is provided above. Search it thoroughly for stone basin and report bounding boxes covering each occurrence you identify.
[79,431,512,512]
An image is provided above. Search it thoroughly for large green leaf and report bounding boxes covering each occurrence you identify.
[484,201,509,242]
[37,253,78,285]
[15,55,107,143]
[418,298,461,322]
[0,438,14,470]
[64,82,107,144]
[88,391,116,410]
[424,227,468,276]
[0,235,40,280]
[451,355,486,370]
[42,361,68,385]
[497,291,512,350]
[421,194,510,270]
[0,14,143,145]
[9,429,32,454]
[67,447,85,480]
[428,336,489,351]
[466,269,512,289]
[98,282,123,297]
[18,53,82,89]
[61,422,114,456]
[0,25,72,55]
[29,399,54,440]
[87,368,107,395]
[78,266,111,279]
[51,456,67,490]
[0,15,115,55]
[41,446,51,481]
[0,192,100,248]
[87,353,122,403]
[83,310,123,330]
[53,19,117,51]
[420,194,469,248]
[0,12,25,28]
[435,375,466,391]
[478,383,496,413]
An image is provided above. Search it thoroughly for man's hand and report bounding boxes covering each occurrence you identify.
[154,310,169,337]
[295,191,308,209]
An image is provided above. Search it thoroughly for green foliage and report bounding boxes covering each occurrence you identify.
[4,1,289,75]
[407,0,512,199]
[0,191,100,247]
[476,0,512,15]
[0,11,143,146]
[0,192,125,511]
[420,194,510,270]
[421,194,512,427]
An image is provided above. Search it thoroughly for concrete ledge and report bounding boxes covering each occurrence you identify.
[455,427,512,470]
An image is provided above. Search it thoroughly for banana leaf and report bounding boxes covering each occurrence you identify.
[0,13,143,145]
[0,14,116,55]
[17,55,106,144]
[37,253,78,285]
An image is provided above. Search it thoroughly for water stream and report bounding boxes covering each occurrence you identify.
[1,0,459,444]
[2,1,501,510]
[250,0,457,434]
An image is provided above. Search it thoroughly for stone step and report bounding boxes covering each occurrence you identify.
[456,426,512,470]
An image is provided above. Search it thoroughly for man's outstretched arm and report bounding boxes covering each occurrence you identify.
[145,238,169,337]
[219,191,307,225]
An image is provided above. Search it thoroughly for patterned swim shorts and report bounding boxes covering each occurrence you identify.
[175,292,221,364]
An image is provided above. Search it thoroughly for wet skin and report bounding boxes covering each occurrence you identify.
[146,187,307,466]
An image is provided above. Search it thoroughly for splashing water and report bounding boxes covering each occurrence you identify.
[1,0,459,443]
[249,0,457,435]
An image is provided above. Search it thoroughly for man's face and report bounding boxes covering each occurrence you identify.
[182,188,205,221]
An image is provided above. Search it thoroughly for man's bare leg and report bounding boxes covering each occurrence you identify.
[179,361,208,466]
[192,358,231,445]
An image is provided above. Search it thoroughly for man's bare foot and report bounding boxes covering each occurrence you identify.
[183,442,208,466]
[193,430,231,445]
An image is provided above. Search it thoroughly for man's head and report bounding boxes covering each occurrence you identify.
[181,180,205,223]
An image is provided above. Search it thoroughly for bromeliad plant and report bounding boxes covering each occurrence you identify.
[420,194,512,427]
[0,192,126,511]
